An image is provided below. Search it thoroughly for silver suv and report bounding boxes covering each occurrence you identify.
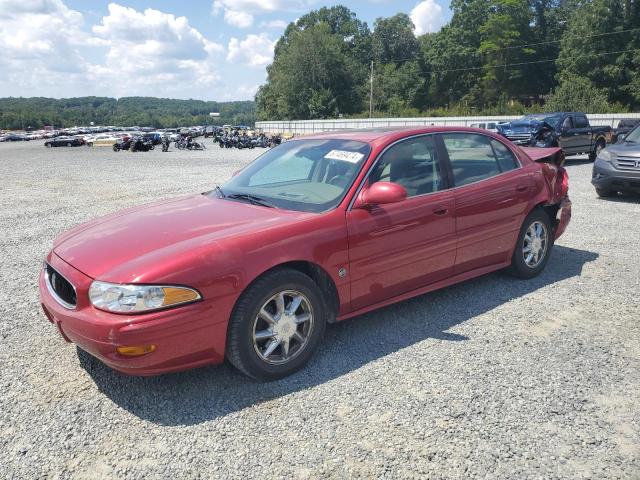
[592,125,640,197]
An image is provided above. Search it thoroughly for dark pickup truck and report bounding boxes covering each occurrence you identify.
[496,112,613,160]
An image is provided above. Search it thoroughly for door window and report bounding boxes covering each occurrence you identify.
[562,117,573,130]
[369,135,443,197]
[575,115,589,128]
[442,133,513,187]
[490,139,519,172]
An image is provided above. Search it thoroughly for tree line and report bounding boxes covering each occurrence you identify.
[256,0,640,120]
[0,97,256,130]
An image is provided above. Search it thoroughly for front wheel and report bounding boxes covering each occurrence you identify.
[226,269,327,381]
[509,210,553,279]
[596,187,614,198]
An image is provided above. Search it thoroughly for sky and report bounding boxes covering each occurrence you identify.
[0,0,452,101]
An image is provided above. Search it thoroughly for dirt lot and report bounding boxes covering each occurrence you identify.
[0,139,639,479]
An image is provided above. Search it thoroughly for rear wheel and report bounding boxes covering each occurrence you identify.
[226,269,326,381]
[66,142,72,147]
[509,209,553,279]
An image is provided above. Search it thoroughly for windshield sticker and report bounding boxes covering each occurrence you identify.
[324,150,364,163]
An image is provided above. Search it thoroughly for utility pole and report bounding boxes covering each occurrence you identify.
[369,60,374,119]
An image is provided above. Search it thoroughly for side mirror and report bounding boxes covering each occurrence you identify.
[617,134,626,143]
[354,182,407,209]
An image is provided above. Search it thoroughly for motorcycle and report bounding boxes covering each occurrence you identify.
[113,139,132,151]
[130,137,154,152]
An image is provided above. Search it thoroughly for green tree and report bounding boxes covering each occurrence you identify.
[545,74,614,112]
[556,0,640,107]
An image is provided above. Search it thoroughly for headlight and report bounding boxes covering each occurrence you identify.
[597,149,616,163]
[89,281,201,313]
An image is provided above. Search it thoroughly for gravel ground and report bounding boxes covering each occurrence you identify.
[0,140,639,479]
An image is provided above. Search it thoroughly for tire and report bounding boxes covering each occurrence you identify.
[66,142,72,147]
[509,209,554,279]
[149,145,154,151]
[88,142,93,147]
[589,140,606,162]
[113,144,119,152]
[45,143,52,148]
[596,187,613,198]
[226,268,327,381]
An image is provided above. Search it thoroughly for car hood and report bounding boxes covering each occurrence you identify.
[53,193,312,280]
[606,142,640,157]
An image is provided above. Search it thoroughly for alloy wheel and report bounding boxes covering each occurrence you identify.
[252,290,314,365]
[522,221,548,268]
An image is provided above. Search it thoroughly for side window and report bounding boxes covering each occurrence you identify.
[491,140,519,172]
[575,115,589,128]
[442,133,503,187]
[369,135,443,197]
[562,117,573,130]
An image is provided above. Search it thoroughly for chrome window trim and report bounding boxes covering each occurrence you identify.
[347,131,523,211]
[44,263,77,310]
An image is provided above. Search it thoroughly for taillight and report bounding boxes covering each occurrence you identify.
[558,167,569,197]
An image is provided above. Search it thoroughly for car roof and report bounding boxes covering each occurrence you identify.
[298,126,504,146]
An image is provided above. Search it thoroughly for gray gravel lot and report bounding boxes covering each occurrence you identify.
[0,140,639,479]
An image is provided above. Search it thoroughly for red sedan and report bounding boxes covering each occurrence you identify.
[39,128,571,380]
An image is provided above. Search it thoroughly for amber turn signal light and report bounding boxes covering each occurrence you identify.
[116,344,157,357]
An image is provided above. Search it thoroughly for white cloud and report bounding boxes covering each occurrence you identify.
[212,0,315,27]
[260,19,289,29]
[89,3,224,96]
[213,0,316,12]
[224,9,254,28]
[410,0,445,35]
[0,0,102,96]
[227,33,276,68]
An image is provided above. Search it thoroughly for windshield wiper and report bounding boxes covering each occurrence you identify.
[226,193,276,208]
[213,185,225,198]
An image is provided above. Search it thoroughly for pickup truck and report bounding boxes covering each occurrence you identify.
[496,112,613,161]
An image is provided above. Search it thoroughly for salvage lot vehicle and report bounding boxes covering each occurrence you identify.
[497,112,612,161]
[592,123,640,197]
[39,127,571,380]
[87,135,120,147]
[613,118,640,143]
[44,136,85,147]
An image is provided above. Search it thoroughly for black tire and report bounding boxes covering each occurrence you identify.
[45,143,52,148]
[226,268,327,381]
[66,142,72,147]
[509,209,554,279]
[589,140,606,162]
[596,187,614,198]
[87,142,93,147]
[149,145,154,151]
[113,144,119,152]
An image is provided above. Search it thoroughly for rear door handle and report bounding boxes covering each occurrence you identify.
[433,206,449,216]
[516,184,528,192]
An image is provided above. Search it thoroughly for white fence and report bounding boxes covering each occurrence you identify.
[256,113,640,135]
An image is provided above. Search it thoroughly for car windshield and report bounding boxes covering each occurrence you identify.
[524,114,562,128]
[219,138,371,213]
[624,125,640,143]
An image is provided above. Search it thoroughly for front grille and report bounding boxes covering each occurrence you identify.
[616,157,640,171]
[505,134,532,145]
[46,264,77,308]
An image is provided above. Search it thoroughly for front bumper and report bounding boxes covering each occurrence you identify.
[39,252,228,376]
[592,158,640,194]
